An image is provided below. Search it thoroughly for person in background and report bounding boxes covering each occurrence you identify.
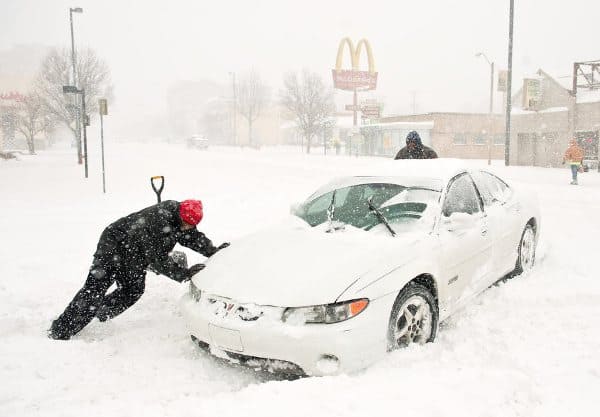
[394,131,438,160]
[49,199,229,340]
[563,139,584,185]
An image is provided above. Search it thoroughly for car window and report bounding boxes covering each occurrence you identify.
[296,183,440,232]
[469,171,495,206]
[442,174,482,217]
[482,172,512,204]
[470,171,512,206]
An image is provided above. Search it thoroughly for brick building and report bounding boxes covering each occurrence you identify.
[371,64,600,167]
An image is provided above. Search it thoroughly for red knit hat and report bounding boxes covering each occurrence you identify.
[179,200,203,225]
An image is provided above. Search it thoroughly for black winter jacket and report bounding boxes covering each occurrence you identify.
[95,200,218,282]
[394,145,438,160]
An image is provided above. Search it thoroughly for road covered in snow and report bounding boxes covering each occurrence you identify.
[1,143,598,417]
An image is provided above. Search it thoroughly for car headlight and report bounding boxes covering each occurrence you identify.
[189,280,201,302]
[282,299,369,324]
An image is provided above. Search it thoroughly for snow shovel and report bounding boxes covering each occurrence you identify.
[147,174,189,275]
[151,175,165,202]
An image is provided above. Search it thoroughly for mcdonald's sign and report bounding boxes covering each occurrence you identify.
[332,38,378,91]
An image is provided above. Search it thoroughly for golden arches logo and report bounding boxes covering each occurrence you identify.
[332,37,377,91]
[335,37,376,74]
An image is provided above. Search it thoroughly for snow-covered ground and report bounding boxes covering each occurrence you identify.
[1,143,599,417]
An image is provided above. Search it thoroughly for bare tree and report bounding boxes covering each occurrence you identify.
[35,47,112,156]
[237,71,268,147]
[280,70,334,154]
[13,93,53,154]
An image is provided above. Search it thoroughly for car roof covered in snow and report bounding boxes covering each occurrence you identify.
[307,159,468,198]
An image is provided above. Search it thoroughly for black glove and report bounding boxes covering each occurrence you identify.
[218,242,230,250]
[187,263,206,279]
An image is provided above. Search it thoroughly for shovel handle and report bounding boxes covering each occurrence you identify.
[151,176,164,203]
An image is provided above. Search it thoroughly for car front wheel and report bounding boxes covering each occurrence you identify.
[387,283,438,351]
[515,223,536,274]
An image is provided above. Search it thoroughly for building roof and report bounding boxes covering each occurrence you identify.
[363,120,435,130]
[511,106,569,115]
[534,68,600,104]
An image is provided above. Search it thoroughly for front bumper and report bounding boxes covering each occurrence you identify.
[180,292,396,376]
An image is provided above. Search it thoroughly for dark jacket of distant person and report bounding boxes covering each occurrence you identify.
[394,131,438,160]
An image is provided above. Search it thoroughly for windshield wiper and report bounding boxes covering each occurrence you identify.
[367,197,396,237]
[326,190,338,232]
[326,190,346,233]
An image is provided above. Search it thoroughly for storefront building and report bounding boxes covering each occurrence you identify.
[371,66,600,167]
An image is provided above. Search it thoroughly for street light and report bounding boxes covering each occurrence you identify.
[476,52,495,165]
[69,7,83,165]
[63,85,89,179]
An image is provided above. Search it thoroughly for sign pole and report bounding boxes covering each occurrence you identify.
[100,113,105,193]
[99,98,108,193]
[81,89,88,178]
[353,88,358,127]
[353,88,358,156]
[332,37,378,158]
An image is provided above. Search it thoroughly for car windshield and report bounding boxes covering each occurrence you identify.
[294,183,440,233]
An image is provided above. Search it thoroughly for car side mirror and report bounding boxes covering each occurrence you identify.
[443,212,477,232]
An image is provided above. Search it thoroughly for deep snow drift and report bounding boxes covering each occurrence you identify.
[1,143,598,417]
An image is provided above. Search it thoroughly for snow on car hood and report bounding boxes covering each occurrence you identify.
[193,217,423,307]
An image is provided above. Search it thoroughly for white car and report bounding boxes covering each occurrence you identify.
[186,135,209,149]
[181,161,540,376]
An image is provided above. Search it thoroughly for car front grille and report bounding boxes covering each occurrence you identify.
[191,335,305,378]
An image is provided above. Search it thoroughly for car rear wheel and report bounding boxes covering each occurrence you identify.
[515,224,536,274]
[387,283,438,351]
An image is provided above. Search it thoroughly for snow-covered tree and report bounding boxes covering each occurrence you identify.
[280,70,334,154]
[13,93,53,154]
[35,47,112,161]
[237,70,268,147]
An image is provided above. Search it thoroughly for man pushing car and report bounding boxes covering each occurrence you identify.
[49,199,229,340]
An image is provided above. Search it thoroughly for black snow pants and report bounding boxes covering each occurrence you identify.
[49,233,147,339]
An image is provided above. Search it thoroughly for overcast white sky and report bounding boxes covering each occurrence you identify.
[1,0,598,136]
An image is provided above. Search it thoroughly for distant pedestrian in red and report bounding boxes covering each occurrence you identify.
[563,139,584,185]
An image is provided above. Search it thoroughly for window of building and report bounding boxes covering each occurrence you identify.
[494,134,505,145]
[453,133,467,145]
[473,134,487,145]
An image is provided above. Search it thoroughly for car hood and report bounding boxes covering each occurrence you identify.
[193,218,424,307]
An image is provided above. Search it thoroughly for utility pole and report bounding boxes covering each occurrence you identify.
[69,7,83,165]
[505,0,514,166]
